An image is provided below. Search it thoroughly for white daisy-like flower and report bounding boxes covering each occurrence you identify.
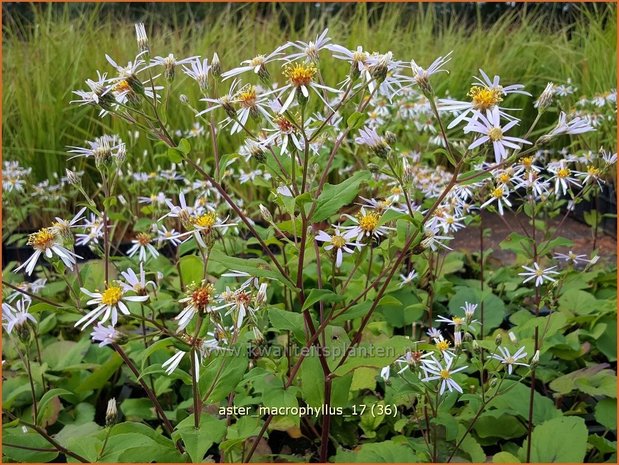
[490,346,529,374]
[277,61,338,114]
[465,108,531,163]
[399,270,418,287]
[406,51,452,89]
[380,365,391,381]
[76,285,148,329]
[546,111,595,138]
[15,228,82,275]
[342,207,395,242]
[222,45,288,80]
[284,28,332,63]
[436,314,467,328]
[553,251,590,265]
[2,299,36,335]
[182,58,211,91]
[127,232,159,262]
[480,184,512,216]
[120,263,156,295]
[518,262,560,287]
[420,355,468,395]
[548,161,582,196]
[90,323,121,347]
[315,227,364,268]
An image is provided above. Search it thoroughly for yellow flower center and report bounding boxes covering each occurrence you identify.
[488,127,504,141]
[440,369,451,380]
[136,232,152,246]
[352,50,368,63]
[191,284,215,308]
[236,86,257,108]
[521,156,533,168]
[436,340,451,351]
[453,317,464,326]
[587,166,600,177]
[275,115,295,133]
[468,86,503,110]
[114,80,132,93]
[557,167,571,179]
[491,187,504,199]
[391,186,402,194]
[250,55,265,67]
[358,212,380,232]
[498,173,511,184]
[193,212,217,230]
[283,63,317,87]
[331,235,347,248]
[28,228,56,250]
[101,286,123,306]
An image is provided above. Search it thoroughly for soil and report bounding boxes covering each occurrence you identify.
[452,211,617,266]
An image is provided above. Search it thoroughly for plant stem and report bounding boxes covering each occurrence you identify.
[525,327,539,463]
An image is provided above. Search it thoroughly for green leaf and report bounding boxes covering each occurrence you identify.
[3,428,59,462]
[346,112,368,130]
[334,440,419,462]
[76,351,123,393]
[300,348,325,407]
[301,288,344,311]
[268,307,307,343]
[36,388,75,424]
[177,138,192,155]
[312,171,371,222]
[178,255,204,287]
[333,336,412,376]
[595,398,617,431]
[175,414,227,463]
[200,352,249,403]
[493,451,521,463]
[520,416,588,462]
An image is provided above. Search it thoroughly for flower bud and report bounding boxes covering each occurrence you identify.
[106,398,118,426]
[508,331,518,344]
[534,82,555,112]
[385,131,397,145]
[530,350,540,368]
[258,204,273,223]
[66,169,81,186]
[135,23,150,54]
[179,94,190,105]
[211,53,221,78]
[495,333,502,346]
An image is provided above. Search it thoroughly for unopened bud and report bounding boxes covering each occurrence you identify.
[135,23,150,54]
[106,398,118,426]
[66,169,81,186]
[385,131,397,145]
[534,82,555,112]
[530,350,540,368]
[258,204,273,223]
[211,53,221,78]
[179,94,190,105]
[495,333,502,346]
[508,331,518,344]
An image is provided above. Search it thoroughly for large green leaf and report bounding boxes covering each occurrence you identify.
[520,416,588,462]
[174,414,227,463]
[312,170,371,222]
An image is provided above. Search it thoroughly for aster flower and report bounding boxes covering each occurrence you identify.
[327,44,369,75]
[127,232,160,262]
[518,262,559,287]
[420,355,468,395]
[2,299,36,335]
[277,62,338,114]
[134,23,149,53]
[315,227,364,268]
[395,349,432,374]
[149,53,197,81]
[284,28,332,63]
[548,161,582,196]
[480,184,512,216]
[545,111,595,138]
[176,282,226,332]
[490,346,529,374]
[120,264,156,295]
[15,228,82,275]
[183,58,211,92]
[436,314,468,328]
[355,127,391,157]
[6,279,47,303]
[67,134,126,163]
[405,51,452,90]
[465,108,531,163]
[76,285,148,329]
[222,45,288,80]
[70,71,114,113]
[90,323,121,347]
[342,207,395,242]
[553,251,591,265]
[399,270,418,287]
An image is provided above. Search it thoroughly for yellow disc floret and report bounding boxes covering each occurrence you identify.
[358,211,380,233]
[283,63,317,87]
[331,235,347,248]
[468,86,503,111]
[27,228,57,251]
[193,212,217,230]
[101,286,123,306]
